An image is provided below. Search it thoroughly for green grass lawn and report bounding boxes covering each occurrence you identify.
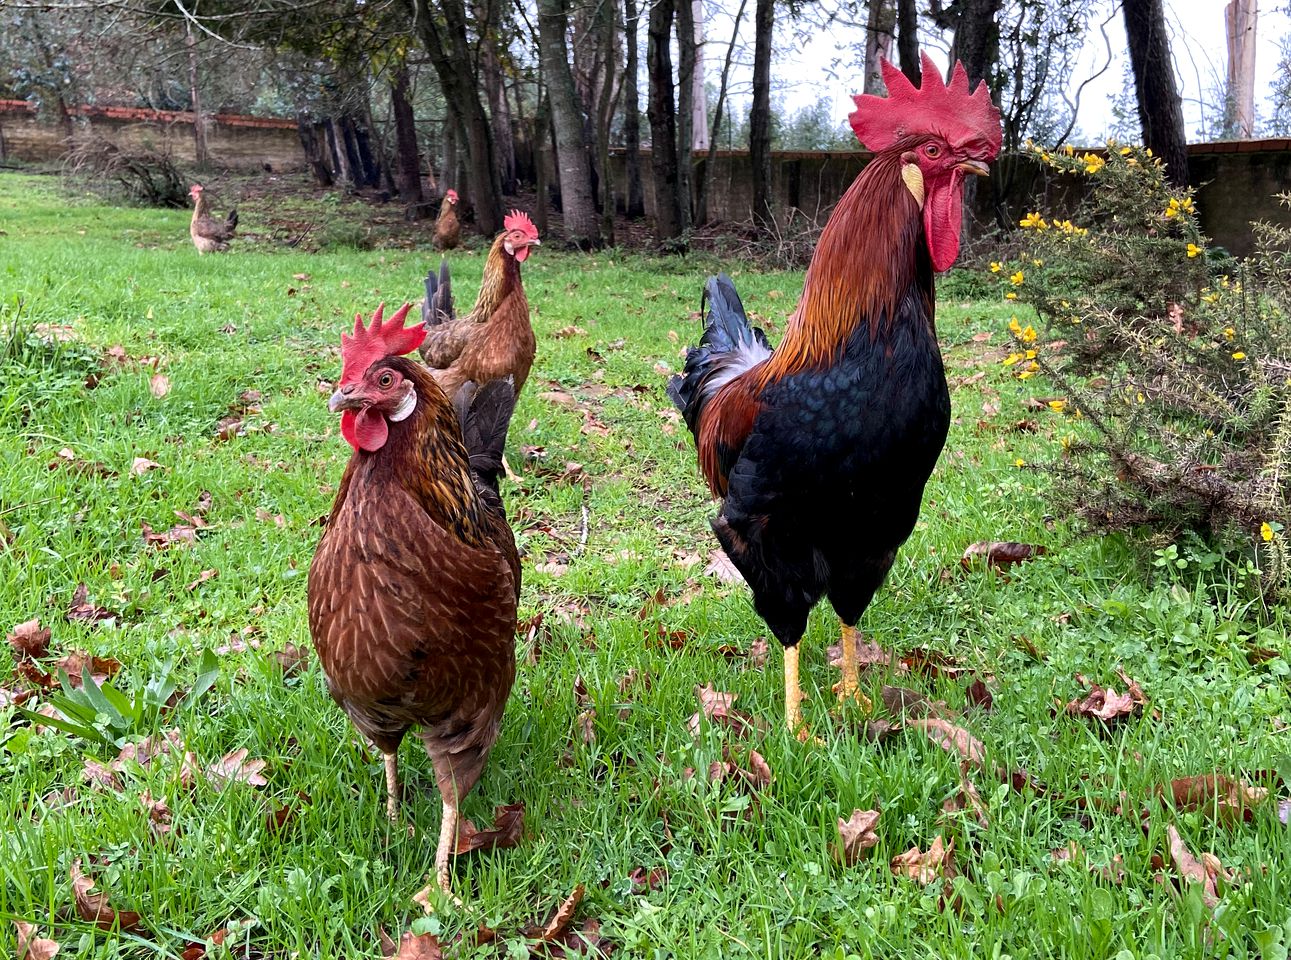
[1,171,1289,960]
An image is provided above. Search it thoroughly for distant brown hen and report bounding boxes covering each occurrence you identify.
[308,303,520,898]
[188,183,237,253]
[434,189,461,250]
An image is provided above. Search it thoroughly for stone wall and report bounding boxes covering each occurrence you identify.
[0,100,305,172]
[612,139,1291,257]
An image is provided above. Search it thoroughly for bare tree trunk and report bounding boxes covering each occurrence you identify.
[648,0,684,245]
[594,0,620,243]
[675,0,696,231]
[1122,0,1189,187]
[864,0,896,95]
[749,0,775,227]
[477,0,518,193]
[537,0,603,248]
[535,87,551,235]
[407,0,504,232]
[298,116,334,187]
[185,19,209,167]
[622,0,645,217]
[696,0,746,225]
[896,0,921,85]
[1226,0,1257,138]
[390,65,425,211]
[442,114,458,194]
[692,0,709,151]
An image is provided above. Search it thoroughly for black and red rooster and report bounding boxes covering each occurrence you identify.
[669,54,1003,736]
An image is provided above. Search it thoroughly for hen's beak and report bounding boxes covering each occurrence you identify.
[329,387,363,413]
[957,159,991,177]
[527,238,542,247]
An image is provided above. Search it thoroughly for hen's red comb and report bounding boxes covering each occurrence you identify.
[849,52,1001,159]
[446,189,458,202]
[339,303,425,385]
[504,209,539,241]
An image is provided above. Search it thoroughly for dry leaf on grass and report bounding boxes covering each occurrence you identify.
[8,619,52,659]
[910,717,986,768]
[130,456,163,476]
[1066,672,1147,723]
[900,649,965,679]
[965,679,994,711]
[273,643,310,676]
[880,685,951,720]
[1165,824,1224,907]
[960,541,1047,571]
[890,835,955,885]
[265,791,311,834]
[453,803,524,855]
[827,634,897,672]
[66,584,118,624]
[141,521,200,550]
[687,683,764,739]
[380,928,444,959]
[70,860,144,933]
[185,569,218,592]
[835,808,881,865]
[1161,774,1268,822]
[942,763,990,827]
[14,921,60,960]
[82,759,122,792]
[522,884,611,956]
[148,373,170,398]
[628,866,667,891]
[703,549,744,584]
[205,748,268,790]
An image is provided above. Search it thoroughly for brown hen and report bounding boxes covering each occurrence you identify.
[308,303,520,898]
[420,209,540,403]
[434,189,461,250]
[188,183,238,253]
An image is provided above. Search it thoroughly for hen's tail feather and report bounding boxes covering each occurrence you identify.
[667,273,772,437]
[422,260,454,328]
[453,378,517,497]
[225,208,238,232]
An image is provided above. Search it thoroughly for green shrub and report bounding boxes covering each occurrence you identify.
[991,143,1291,603]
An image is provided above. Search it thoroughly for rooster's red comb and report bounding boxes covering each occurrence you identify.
[504,209,539,241]
[849,52,1001,160]
[339,303,425,385]
[446,189,458,202]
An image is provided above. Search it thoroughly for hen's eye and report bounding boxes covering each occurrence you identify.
[378,373,394,388]
[925,144,940,157]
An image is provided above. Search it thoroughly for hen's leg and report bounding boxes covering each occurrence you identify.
[832,621,873,710]
[783,644,810,741]
[435,798,459,896]
[384,752,400,822]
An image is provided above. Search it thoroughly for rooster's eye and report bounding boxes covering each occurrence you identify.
[925,144,940,158]
[378,373,394,388]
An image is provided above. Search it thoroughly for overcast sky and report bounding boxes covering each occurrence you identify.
[748,1,1290,143]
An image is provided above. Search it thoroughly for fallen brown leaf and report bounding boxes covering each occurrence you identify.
[881,685,951,720]
[687,683,764,738]
[380,928,444,959]
[54,651,122,687]
[827,634,898,672]
[1165,824,1222,907]
[628,866,667,891]
[265,791,311,834]
[942,763,989,827]
[149,373,171,398]
[205,748,268,790]
[1162,774,1268,823]
[1065,675,1144,723]
[273,643,310,676]
[911,717,986,768]
[835,808,881,865]
[82,758,122,792]
[901,648,966,679]
[130,456,163,476]
[703,549,744,584]
[746,637,770,669]
[8,619,51,660]
[141,521,200,550]
[453,803,524,855]
[965,678,994,711]
[70,859,144,933]
[14,921,60,960]
[890,835,955,885]
[66,583,117,623]
[528,884,584,944]
[185,569,218,592]
[960,541,1048,571]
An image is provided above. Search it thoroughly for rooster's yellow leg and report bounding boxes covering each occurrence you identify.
[384,752,400,822]
[833,622,873,711]
[434,799,460,897]
[784,645,812,741]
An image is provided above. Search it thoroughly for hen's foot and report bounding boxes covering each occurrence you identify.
[832,623,874,712]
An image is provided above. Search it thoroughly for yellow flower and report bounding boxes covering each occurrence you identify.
[1083,153,1105,174]
[1025,349,1037,360]
[1010,270,1025,286]
[1262,522,1275,542]
[1015,458,1026,467]
[1032,258,1044,267]
[1027,361,1040,371]
[1018,370,1035,380]
[1020,212,1048,229]
[1186,243,1201,258]
[1002,352,1024,366]
[1021,326,1037,343]
[1005,292,1018,300]
[1048,399,1067,412]
[1232,351,1246,361]
[1119,146,1132,156]
[1223,327,1235,339]
[1009,316,1023,335]
[989,261,1003,273]
[1064,144,1075,156]
[1145,147,1154,157]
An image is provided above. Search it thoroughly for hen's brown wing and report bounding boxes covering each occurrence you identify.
[421,313,480,371]
[192,214,235,243]
[307,480,516,798]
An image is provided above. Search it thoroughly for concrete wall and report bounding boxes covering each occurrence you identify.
[0,100,305,172]
[613,140,1291,257]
